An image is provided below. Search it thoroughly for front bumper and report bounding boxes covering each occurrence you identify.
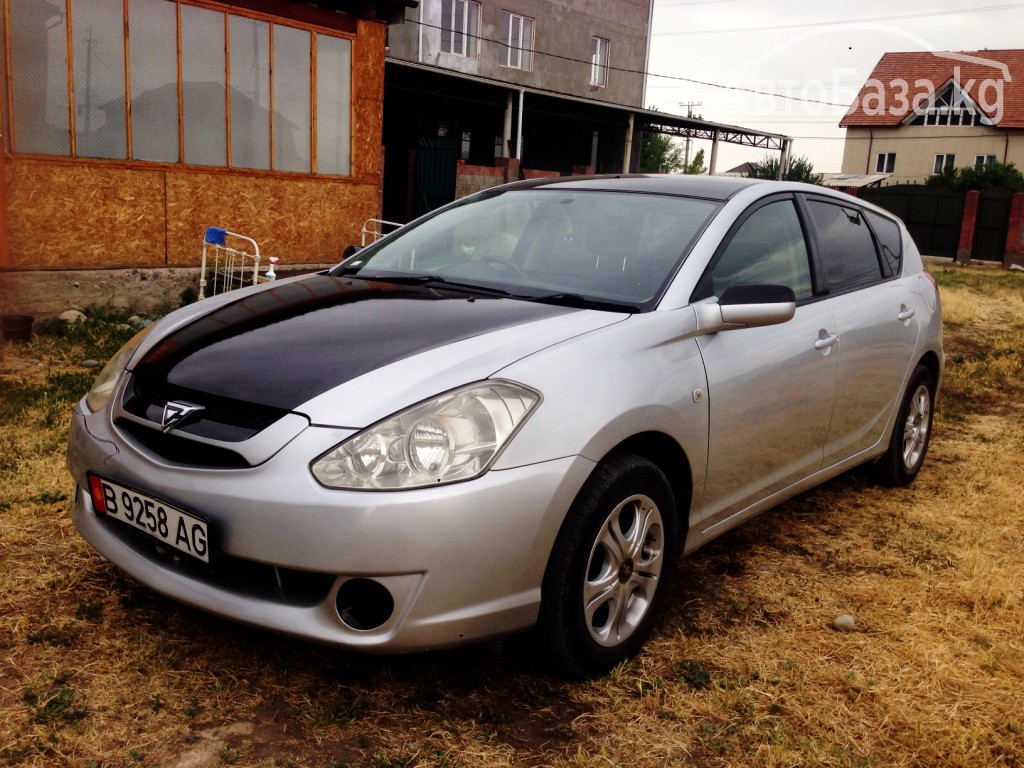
[67,404,594,652]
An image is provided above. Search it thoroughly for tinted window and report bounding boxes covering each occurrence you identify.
[864,210,902,276]
[696,199,813,302]
[807,200,882,292]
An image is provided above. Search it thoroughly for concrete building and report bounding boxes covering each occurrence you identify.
[840,50,1024,185]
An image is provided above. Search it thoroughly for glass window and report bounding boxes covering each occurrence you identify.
[316,33,352,176]
[230,16,271,170]
[9,0,71,155]
[441,0,480,58]
[875,152,895,174]
[933,154,955,174]
[181,5,227,167]
[590,37,609,87]
[72,0,127,159]
[500,11,534,70]
[807,200,883,293]
[128,0,179,162]
[864,210,902,277]
[272,25,311,173]
[975,154,996,168]
[699,200,813,302]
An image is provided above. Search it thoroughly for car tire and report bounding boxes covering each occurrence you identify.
[537,453,677,678]
[875,364,935,487]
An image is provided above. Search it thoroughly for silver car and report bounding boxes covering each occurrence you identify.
[67,176,942,677]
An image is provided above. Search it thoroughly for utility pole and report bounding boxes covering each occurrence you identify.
[678,101,702,166]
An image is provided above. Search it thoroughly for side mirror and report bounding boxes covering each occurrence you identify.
[341,244,363,260]
[694,283,796,335]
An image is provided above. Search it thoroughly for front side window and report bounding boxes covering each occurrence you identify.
[500,11,534,70]
[696,199,813,302]
[934,154,956,174]
[875,152,896,174]
[441,0,481,58]
[807,200,883,293]
[590,37,609,87]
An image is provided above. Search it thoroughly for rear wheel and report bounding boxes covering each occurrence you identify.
[876,364,935,487]
[538,453,677,678]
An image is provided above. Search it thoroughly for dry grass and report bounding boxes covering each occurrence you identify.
[1,265,1023,768]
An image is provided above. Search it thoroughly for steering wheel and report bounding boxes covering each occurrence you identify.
[480,255,527,280]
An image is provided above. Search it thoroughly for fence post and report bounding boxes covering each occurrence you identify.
[956,190,980,264]
[1003,192,1024,270]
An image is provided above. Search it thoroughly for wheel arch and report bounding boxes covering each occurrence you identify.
[606,431,694,553]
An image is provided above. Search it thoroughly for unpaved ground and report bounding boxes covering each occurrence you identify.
[1,265,1022,767]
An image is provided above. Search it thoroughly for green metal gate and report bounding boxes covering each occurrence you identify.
[414,136,458,218]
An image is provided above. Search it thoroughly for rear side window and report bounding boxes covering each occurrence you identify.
[864,210,902,276]
[694,199,813,302]
[806,200,883,292]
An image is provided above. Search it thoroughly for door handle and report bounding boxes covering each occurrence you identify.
[898,305,915,322]
[814,332,839,350]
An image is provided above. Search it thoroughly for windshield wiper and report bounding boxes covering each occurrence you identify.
[350,272,513,297]
[525,292,639,313]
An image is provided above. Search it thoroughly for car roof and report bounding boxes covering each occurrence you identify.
[503,174,763,201]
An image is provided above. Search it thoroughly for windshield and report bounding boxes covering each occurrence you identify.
[333,189,720,310]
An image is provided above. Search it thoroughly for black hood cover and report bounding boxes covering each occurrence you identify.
[133,275,572,411]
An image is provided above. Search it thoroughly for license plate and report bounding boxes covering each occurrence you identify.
[90,476,210,563]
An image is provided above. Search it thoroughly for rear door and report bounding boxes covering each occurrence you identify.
[694,195,839,530]
[802,197,919,466]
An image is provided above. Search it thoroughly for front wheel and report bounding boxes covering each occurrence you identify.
[875,364,935,487]
[537,453,677,678]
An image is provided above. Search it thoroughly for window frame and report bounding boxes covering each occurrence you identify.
[2,0,354,177]
[975,154,997,168]
[875,152,896,174]
[590,36,610,88]
[499,10,534,71]
[441,0,481,59]
[934,153,956,174]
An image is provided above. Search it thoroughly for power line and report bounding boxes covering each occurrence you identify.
[651,2,1024,36]
[403,17,849,107]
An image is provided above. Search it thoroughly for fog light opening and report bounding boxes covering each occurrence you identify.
[336,578,394,631]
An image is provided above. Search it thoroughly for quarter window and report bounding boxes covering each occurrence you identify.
[696,199,813,302]
[441,0,481,58]
[500,11,534,70]
[807,200,883,292]
[590,37,609,87]
[864,211,902,276]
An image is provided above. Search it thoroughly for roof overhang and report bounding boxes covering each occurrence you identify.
[386,57,789,151]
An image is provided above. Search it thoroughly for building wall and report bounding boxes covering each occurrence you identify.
[841,126,1024,184]
[1,7,387,273]
[387,0,650,108]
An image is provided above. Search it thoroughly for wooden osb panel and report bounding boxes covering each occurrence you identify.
[5,162,166,269]
[164,171,378,266]
[352,20,386,180]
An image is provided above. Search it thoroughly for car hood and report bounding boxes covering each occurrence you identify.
[132,275,625,427]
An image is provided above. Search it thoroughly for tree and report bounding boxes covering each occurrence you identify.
[682,148,707,175]
[639,131,685,174]
[925,161,1024,192]
[748,153,824,185]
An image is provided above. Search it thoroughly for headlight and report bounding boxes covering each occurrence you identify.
[311,381,541,490]
[84,325,155,413]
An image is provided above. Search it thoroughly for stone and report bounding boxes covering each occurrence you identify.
[81,359,99,368]
[832,614,856,632]
[59,309,87,324]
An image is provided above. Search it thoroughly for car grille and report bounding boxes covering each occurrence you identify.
[125,375,288,440]
[115,420,252,468]
[97,513,335,608]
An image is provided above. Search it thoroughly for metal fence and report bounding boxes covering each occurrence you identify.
[860,186,964,259]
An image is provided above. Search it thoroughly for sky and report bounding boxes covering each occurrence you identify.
[644,0,1024,174]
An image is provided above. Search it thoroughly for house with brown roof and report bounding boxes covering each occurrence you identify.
[839,50,1024,184]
